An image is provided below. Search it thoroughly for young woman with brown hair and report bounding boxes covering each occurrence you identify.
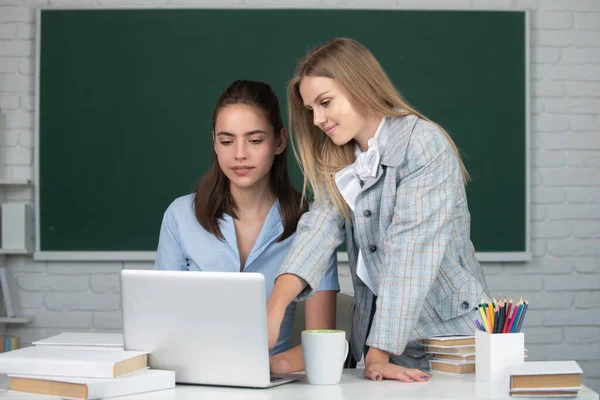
[155,80,339,374]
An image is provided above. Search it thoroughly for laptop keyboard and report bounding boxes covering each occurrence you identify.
[270,375,285,382]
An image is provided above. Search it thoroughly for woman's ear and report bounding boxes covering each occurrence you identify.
[275,127,288,155]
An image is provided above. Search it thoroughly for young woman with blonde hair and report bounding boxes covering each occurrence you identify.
[266,38,490,382]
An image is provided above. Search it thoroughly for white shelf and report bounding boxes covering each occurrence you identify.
[0,249,31,255]
[0,316,30,324]
[0,179,31,185]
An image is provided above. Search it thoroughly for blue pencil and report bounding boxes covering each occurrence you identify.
[515,302,529,333]
[510,303,524,333]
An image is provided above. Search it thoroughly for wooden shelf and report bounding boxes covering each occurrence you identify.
[0,249,31,255]
[0,179,31,185]
[0,316,30,324]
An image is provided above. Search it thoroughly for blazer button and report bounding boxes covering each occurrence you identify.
[363,209,372,217]
[460,301,469,310]
[369,245,377,252]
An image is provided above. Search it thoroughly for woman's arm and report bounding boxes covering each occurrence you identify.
[267,197,345,349]
[305,289,337,332]
[269,290,337,374]
[266,274,307,350]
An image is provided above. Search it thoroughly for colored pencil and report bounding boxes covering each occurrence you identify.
[502,298,513,333]
[515,301,529,333]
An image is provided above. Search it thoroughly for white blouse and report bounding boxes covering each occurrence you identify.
[334,117,389,295]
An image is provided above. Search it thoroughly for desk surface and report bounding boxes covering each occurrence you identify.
[0,369,598,400]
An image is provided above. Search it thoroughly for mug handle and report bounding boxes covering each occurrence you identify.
[342,340,349,363]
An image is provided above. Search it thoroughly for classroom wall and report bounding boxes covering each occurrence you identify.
[0,0,599,392]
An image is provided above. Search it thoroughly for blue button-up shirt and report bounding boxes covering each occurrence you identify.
[154,194,340,355]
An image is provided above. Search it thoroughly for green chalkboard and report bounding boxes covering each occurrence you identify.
[38,9,526,256]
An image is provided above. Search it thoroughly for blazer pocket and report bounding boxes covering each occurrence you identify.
[432,275,484,321]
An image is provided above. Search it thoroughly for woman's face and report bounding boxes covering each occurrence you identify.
[213,104,285,191]
[299,76,371,147]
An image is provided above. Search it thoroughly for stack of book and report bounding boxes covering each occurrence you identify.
[0,332,175,399]
[509,361,583,397]
[422,336,476,375]
[0,335,20,352]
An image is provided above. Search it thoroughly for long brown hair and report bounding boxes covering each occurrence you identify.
[195,80,305,241]
[287,38,470,219]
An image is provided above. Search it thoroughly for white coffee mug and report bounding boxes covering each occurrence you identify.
[301,329,349,385]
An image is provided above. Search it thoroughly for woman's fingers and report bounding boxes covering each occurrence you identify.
[383,366,416,383]
[364,365,383,381]
[365,363,432,383]
[400,368,431,382]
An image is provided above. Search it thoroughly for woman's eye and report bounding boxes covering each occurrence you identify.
[249,139,263,145]
[321,100,330,107]
[220,141,233,146]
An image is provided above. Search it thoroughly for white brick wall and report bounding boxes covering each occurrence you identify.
[0,0,599,392]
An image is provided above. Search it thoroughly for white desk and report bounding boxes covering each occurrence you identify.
[0,370,598,400]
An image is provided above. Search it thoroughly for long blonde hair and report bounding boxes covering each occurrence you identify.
[287,37,469,218]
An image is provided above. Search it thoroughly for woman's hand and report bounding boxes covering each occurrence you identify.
[269,346,303,374]
[364,347,432,383]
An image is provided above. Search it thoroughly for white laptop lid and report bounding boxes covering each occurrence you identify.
[121,269,272,387]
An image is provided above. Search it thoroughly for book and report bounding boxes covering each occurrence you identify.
[433,353,476,362]
[510,390,580,397]
[509,361,583,391]
[9,335,20,351]
[429,359,475,375]
[0,266,21,317]
[33,332,124,350]
[9,369,175,400]
[0,346,148,378]
[425,345,475,355]
[422,335,475,347]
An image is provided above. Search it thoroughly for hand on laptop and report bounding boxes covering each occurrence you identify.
[270,345,304,374]
[364,347,432,383]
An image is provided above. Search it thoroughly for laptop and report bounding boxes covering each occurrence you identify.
[120,269,303,388]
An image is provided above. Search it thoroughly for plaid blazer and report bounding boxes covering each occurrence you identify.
[278,115,490,369]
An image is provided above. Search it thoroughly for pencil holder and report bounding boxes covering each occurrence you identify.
[475,330,524,383]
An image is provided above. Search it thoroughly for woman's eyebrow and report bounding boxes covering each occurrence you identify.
[304,91,330,107]
[215,130,267,137]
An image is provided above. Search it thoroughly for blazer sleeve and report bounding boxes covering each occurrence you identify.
[277,193,345,301]
[314,252,340,292]
[366,126,464,355]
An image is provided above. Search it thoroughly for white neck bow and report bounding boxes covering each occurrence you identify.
[335,117,389,212]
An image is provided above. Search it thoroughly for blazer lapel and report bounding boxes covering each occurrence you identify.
[357,114,418,192]
[380,114,418,167]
